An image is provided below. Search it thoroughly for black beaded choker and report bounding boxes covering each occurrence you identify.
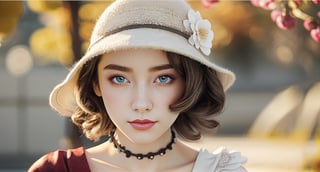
[109,129,176,160]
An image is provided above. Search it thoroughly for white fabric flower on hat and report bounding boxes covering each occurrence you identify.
[183,9,214,56]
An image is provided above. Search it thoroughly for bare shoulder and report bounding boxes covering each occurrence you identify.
[85,142,125,172]
[174,140,199,159]
[86,141,110,154]
[162,140,199,172]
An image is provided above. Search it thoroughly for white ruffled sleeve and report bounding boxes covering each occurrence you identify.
[192,147,247,172]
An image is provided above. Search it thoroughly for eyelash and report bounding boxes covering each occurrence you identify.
[109,75,129,85]
[107,74,175,86]
[154,75,175,85]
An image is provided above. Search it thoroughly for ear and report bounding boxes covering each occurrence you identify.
[93,82,102,97]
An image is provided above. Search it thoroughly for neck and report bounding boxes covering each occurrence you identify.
[87,133,197,171]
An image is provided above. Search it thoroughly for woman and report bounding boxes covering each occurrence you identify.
[29,0,247,171]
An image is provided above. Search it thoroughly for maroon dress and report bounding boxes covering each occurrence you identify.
[28,147,91,172]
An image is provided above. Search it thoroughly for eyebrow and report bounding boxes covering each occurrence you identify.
[104,64,131,72]
[104,64,173,72]
[149,64,173,72]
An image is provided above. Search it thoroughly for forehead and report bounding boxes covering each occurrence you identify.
[99,49,169,66]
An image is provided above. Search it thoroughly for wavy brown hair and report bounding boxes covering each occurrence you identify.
[72,51,225,141]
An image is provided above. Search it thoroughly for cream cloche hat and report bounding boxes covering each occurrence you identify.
[50,0,235,117]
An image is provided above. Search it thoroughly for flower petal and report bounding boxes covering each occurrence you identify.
[183,20,191,32]
[184,9,214,56]
[193,34,200,49]
[200,40,212,49]
[190,23,195,32]
[199,31,213,47]
[188,10,197,23]
[197,19,211,29]
[208,30,214,40]
[195,11,202,21]
[188,36,195,46]
[200,46,211,55]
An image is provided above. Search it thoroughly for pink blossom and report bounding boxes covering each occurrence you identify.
[258,0,277,9]
[276,14,296,30]
[250,0,261,7]
[304,18,318,31]
[251,0,277,9]
[311,27,320,43]
[201,0,219,8]
[312,0,320,5]
[262,0,277,9]
[270,10,282,22]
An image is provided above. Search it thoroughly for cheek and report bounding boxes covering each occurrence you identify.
[169,90,182,104]
[169,81,185,103]
[100,88,126,112]
[155,86,184,108]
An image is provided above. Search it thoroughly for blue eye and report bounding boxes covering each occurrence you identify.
[112,76,128,84]
[156,75,172,84]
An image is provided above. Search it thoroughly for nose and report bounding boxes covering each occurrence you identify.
[131,84,153,113]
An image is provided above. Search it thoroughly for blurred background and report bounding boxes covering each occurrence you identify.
[0,0,319,171]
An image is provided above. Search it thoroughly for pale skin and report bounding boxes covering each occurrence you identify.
[87,49,199,172]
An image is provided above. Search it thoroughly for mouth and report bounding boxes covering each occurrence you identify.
[128,119,157,130]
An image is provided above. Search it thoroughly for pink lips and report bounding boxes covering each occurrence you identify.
[128,119,156,130]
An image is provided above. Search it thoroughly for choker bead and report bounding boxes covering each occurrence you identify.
[109,130,176,160]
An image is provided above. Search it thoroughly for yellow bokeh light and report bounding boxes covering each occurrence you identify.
[29,27,73,65]
[79,2,110,21]
[27,0,63,13]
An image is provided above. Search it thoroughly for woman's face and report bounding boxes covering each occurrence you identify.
[94,49,184,145]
